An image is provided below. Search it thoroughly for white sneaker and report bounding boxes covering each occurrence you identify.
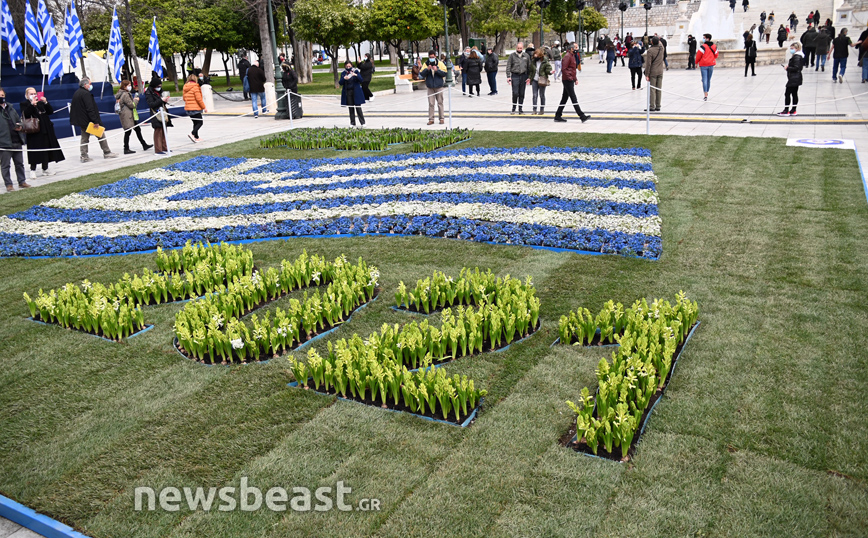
[41,169,56,176]
[29,170,36,180]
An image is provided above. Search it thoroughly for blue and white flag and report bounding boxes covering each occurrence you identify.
[108,6,125,82]
[24,1,43,51]
[147,17,162,77]
[1,0,24,62]
[37,0,62,83]
[64,0,84,69]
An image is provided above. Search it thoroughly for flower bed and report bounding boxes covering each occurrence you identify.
[562,292,699,461]
[0,147,662,258]
[259,127,471,152]
[22,241,254,341]
[394,268,535,314]
[173,256,379,364]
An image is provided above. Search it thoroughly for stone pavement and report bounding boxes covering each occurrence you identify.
[2,57,867,197]
[0,516,40,538]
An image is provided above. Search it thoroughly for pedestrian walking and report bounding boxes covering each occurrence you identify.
[20,87,64,177]
[281,62,302,118]
[628,42,644,89]
[777,25,788,48]
[420,50,445,125]
[358,53,375,100]
[745,34,757,76]
[144,76,172,154]
[552,41,562,80]
[813,11,820,27]
[789,12,798,32]
[70,77,117,162]
[183,74,206,143]
[829,28,852,83]
[114,80,152,155]
[696,34,718,101]
[506,42,531,115]
[339,60,366,126]
[457,46,471,95]
[760,10,767,25]
[605,37,616,72]
[729,0,736,13]
[484,47,499,95]
[529,48,552,115]
[855,25,868,82]
[801,25,818,67]
[687,35,697,69]
[778,43,804,116]
[464,50,483,97]
[553,42,590,123]
[597,36,606,63]
[246,61,267,117]
[815,27,831,71]
[765,23,773,44]
[237,55,251,100]
[0,88,28,191]
[742,0,749,12]
[644,36,665,111]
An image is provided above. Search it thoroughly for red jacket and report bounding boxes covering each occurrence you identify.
[695,42,718,66]
[561,50,579,81]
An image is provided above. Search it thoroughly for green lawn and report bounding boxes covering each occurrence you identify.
[1,132,867,537]
[207,71,396,96]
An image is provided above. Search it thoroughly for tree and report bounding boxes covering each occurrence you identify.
[368,0,440,75]
[283,0,313,84]
[466,0,539,53]
[545,0,580,38]
[581,6,607,46]
[291,0,361,86]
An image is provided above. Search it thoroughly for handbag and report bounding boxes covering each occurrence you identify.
[538,74,550,87]
[21,117,40,134]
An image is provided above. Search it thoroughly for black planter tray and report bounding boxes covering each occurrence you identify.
[26,317,155,343]
[550,327,620,348]
[563,321,701,462]
[287,380,483,427]
[173,291,379,366]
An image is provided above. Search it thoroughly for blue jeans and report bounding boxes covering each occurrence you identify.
[242,76,250,97]
[462,72,467,94]
[487,71,497,94]
[833,57,847,79]
[251,92,267,115]
[862,59,868,82]
[606,57,614,72]
[816,54,827,70]
[700,65,714,93]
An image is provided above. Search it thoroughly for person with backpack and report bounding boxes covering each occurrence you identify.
[814,27,832,72]
[628,41,644,90]
[744,33,757,76]
[695,34,718,101]
[801,25,818,67]
[778,43,804,116]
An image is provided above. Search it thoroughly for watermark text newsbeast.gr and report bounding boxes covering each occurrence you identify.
[134,478,380,512]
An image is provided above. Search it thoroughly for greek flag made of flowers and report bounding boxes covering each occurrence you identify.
[0,147,662,258]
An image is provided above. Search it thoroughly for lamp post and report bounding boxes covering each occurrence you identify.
[267,0,289,119]
[439,0,459,129]
[619,2,627,40]
[644,2,651,135]
[644,1,651,40]
[538,0,551,49]
[575,0,585,53]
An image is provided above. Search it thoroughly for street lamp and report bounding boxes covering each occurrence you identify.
[619,2,627,41]
[266,0,289,119]
[644,1,651,42]
[575,0,585,53]
[537,0,551,50]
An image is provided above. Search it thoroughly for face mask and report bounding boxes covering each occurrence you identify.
[127,86,132,91]
[87,85,93,91]
[198,76,203,80]
[155,87,161,92]
[0,96,6,104]
[27,94,35,100]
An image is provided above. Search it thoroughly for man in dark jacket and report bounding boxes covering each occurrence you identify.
[687,35,697,69]
[237,55,251,100]
[420,50,446,125]
[0,88,28,191]
[281,62,302,119]
[506,43,530,114]
[484,48,498,95]
[553,42,590,123]
[815,27,832,71]
[357,53,375,100]
[246,61,267,117]
[801,25,818,67]
[69,77,117,162]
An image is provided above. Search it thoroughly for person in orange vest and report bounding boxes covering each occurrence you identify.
[695,33,719,101]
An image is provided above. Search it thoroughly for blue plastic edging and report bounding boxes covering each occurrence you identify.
[26,317,154,343]
[174,293,379,367]
[567,321,701,463]
[286,382,481,428]
[491,324,541,353]
[8,233,659,261]
[854,148,868,205]
[0,494,92,538]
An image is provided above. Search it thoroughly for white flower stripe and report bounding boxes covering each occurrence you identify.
[36,180,657,213]
[0,202,662,238]
[308,152,653,172]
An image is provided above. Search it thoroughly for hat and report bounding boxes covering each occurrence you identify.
[149,74,162,87]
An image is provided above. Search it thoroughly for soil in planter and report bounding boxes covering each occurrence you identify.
[560,322,700,462]
[294,383,480,426]
[174,289,380,365]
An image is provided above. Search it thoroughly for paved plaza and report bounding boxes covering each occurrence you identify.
[2,58,867,198]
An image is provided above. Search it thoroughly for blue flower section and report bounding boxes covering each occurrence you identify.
[168,172,655,201]
[80,177,183,198]
[243,145,652,176]
[13,192,657,224]
[0,216,661,259]
[163,156,247,173]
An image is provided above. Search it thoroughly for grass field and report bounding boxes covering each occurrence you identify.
[207,71,397,96]
[1,132,867,537]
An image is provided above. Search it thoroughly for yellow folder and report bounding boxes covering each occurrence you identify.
[86,122,105,137]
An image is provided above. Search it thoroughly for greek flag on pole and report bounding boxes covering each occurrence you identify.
[108,7,124,82]
[65,0,84,68]
[25,1,43,51]
[1,0,24,62]
[38,0,62,84]
[148,17,163,77]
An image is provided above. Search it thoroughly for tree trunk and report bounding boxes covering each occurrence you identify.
[164,54,179,91]
[457,5,469,49]
[494,32,508,55]
[202,48,213,73]
[331,45,340,87]
[121,0,143,92]
[221,52,231,84]
[390,40,405,75]
[255,0,275,83]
